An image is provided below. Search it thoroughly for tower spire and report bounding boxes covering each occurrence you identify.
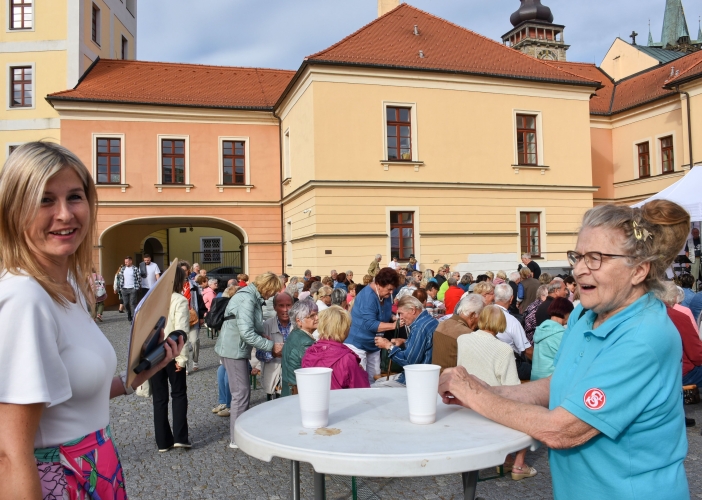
[648,19,654,46]
[661,0,690,48]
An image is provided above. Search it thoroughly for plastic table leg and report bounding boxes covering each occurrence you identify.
[290,461,300,500]
[462,470,478,500]
[314,471,326,500]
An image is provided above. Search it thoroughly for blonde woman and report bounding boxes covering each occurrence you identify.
[302,306,370,390]
[456,305,535,481]
[316,285,333,311]
[0,142,182,498]
[214,271,283,449]
[472,281,495,305]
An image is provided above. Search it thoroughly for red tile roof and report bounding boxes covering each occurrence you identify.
[48,59,295,110]
[304,4,600,88]
[664,55,702,87]
[544,61,614,115]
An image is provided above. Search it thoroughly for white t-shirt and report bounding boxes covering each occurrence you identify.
[0,273,117,448]
[389,261,399,270]
[316,300,329,312]
[122,266,135,289]
[142,262,161,289]
[495,304,532,354]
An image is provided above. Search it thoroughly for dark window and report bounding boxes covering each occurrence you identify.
[638,142,650,178]
[386,107,412,161]
[10,66,32,107]
[661,136,674,174]
[516,114,538,165]
[161,139,185,184]
[121,36,128,60]
[10,0,32,29]
[222,140,245,185]
[390,211,414,260]
[96,138,121,184]
[92,4,100,45]
[520,212,541,257]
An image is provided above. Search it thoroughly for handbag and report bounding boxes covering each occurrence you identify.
[684,384,700,405]
[189,308,198,326]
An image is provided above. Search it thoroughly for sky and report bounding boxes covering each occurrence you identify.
[137,0,702,70]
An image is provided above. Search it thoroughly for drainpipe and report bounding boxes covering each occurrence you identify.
[274,109,285,273]
[678,86,694,168]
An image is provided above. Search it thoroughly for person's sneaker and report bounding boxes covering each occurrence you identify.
[229,442,239,449]
[686,417,696,427]
[174,441,192,449]
[158,445,173,453]
[119,309,125,314]
[217,408,231,417]
[211,403,227,414]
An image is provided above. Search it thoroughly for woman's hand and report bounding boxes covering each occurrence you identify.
[130,333,185,390]
[0,403,44,500]
[272,343,284,358]
[438,366,491,408]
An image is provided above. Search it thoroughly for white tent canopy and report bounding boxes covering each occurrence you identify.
[632,167,702,222]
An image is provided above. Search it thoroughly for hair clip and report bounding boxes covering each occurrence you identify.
[632,221,652,241]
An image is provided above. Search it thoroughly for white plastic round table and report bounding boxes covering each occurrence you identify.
[234,388,538,500]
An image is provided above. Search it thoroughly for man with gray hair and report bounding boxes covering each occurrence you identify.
[494,283,533,380]
[432,294,485,372]
[394,275,417,301]
[304,270,312,282]
[345,270,354,284]
[508,271,521,315]
[535,278,568,326]
[368,254,382,277]
[256,292,294,401]
[520,253,541,279]
[330,270,338,285]
[374,296,438,387]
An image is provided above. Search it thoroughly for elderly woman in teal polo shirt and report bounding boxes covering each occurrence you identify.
[439,200,691,499]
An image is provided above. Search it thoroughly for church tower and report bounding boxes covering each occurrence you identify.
[501,0,569,61]
[648,0,701,51]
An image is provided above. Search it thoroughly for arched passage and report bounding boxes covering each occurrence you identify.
[98,216,249,301]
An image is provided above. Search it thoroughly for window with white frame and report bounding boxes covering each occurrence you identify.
[383,102,418,162]
[513,110,544,166]
[156,135,190,187]
[201,237,222,264]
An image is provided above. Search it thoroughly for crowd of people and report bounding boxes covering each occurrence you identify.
[0,140,697,499]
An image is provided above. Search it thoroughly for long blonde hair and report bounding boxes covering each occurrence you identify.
[0,142,98,307]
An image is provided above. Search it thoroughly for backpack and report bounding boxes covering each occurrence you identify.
[139,261,147,278]
[205,296,236,330]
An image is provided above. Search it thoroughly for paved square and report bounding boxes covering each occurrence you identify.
[101,311,702,499]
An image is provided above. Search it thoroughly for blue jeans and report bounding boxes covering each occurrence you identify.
[683,365,702,388]
[218,364,231,408]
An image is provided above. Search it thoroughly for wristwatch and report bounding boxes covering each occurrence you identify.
[120,371,135,395]
[386,343,395,352]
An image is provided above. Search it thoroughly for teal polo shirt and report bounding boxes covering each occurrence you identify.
[549,293,688,500]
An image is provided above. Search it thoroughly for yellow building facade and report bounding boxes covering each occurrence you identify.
[1,0,136,162]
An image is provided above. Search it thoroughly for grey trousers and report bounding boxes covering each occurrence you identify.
[187,326,200,371]
[222,357,251,444]
[121,288,137,319]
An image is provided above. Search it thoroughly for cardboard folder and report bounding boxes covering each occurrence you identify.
[126,258,179,388]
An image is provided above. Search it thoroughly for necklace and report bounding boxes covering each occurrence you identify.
[372,283,384,304]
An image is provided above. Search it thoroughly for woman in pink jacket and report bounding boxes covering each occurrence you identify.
[302,306,370,389]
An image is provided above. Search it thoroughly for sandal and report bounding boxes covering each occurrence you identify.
[511,465,537,481]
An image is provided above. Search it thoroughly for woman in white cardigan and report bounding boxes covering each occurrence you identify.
[151,265,191,452]
[456,305,535,481]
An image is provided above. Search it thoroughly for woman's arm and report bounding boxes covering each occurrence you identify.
[0,402,43,500]
[439,367,599,449]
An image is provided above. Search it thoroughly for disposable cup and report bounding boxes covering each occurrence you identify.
[294,367,333,429]
[403,364,441,425]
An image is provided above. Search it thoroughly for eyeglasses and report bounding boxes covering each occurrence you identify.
[566,251,634,271]
[305,313,319,319]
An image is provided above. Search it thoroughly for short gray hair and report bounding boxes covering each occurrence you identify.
[346,270,353,275]
[273,291,293,306]
[290,299,318,325]
[207,278,218,286]
[521,253,531,259]
[406,276,417,286]
[537,284,549,300]
[447,276,458,286]
[509,271,520,282]
[331,288,347,306]
[494,283,513,303]
[376,254,382,260]
[397,295,424,312]
[455,294,485,317]
[547,278,564,295]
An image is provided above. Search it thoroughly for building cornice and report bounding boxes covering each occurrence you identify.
[97,200,281,207]
[282,180,599,204]
[49,100,279,125]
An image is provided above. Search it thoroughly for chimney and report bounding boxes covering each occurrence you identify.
[378,0,400,17]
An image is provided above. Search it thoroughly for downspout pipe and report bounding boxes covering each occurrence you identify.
[678,86,694,168]
[274,109,285,273]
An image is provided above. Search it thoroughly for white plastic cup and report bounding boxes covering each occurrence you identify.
[294,367,333,429]
[403,364,441,425]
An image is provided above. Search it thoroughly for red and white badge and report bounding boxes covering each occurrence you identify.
[584,388,606,410]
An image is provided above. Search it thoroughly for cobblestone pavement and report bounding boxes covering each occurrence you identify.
[101,310,702,499]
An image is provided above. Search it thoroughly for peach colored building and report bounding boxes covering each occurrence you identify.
[48,60,294,298]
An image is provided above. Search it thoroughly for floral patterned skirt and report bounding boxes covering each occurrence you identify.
[34,425,128,500]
